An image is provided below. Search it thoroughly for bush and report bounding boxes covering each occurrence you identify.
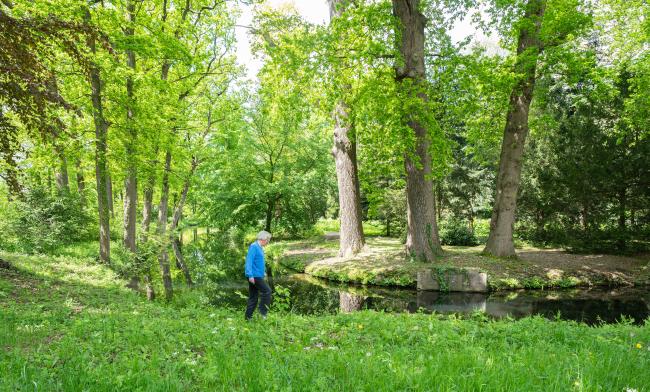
[439,219,478,246]
[7,187,95,253]
[110,240,159,279]
[187,228,248,284]
[473,218,490,244]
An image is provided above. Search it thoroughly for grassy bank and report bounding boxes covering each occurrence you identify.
[2,250,650,391]
[275,237,650,290]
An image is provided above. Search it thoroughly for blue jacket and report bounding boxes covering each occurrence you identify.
[244,241,265,278]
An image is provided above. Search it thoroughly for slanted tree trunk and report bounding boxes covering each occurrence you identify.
[157,150,173,300]
[483,0,546,258]
[169,157,198,288]
[393,0,442,261]
[123,0,139,289]
[328,0,365,257]
[86,10,110,263]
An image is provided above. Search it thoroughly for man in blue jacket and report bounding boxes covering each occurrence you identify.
[244,230,272,320]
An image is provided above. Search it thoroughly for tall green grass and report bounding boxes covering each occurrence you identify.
[1,250,649,391]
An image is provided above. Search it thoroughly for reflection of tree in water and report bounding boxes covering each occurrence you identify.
[285,280,340,315]
[339,292,366,313]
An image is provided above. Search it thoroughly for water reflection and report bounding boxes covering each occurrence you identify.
[212,274,650,325]
[339,292,367,313]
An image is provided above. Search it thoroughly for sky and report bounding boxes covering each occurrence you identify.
[234,0,497,81]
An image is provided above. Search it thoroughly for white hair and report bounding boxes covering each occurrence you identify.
[257,230,272,241]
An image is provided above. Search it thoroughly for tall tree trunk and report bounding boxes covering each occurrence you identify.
[54,145,69,192]
[157,150,173,300]
[0,109,23,200]
[75,157,86,206]
[328,0,365,257]
[141,180,155,300]
[106,174,114,218]
[393,0,442,261]
[142,162,156,239]
[169,157,198,288]
[0,155,23,201]
[265,197,276,233]
[617,187,627,251]
[435,181,443,223]
[86,10,111,263]
[123,0,139,289]
[484,0,546,257]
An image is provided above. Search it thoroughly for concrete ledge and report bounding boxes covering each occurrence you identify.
[417,268,488,292]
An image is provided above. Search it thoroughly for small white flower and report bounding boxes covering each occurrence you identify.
[624,388,638,392]
[366,352,372,357]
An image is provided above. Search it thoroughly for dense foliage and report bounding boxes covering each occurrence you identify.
[0,0,648,292]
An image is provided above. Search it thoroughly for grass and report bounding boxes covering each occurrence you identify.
[313,218,386,237]
[1,248,650,391]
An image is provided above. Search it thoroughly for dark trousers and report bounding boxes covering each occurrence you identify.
[245,277,271,320]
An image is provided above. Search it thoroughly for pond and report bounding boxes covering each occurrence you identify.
[211,273,650,325]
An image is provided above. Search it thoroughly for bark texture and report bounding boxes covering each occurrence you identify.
[54,145,69,192]
[157,150,173,300]
[328,0,365,257]
[393,0,442,261]
[86,11,110,263]
[123,0,139,289]
[484,0,546,257]
[141,163,156,239]
[75,157,85,205]
[123,0,138,251]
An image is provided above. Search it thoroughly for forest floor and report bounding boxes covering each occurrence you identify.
[275,236,650,290]
[2,248,650,391]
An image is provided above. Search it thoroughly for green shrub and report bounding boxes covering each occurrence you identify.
[109,240,159,280]
[7,187,94,253]
[187,227,248,284]
[439,219,478,246]
[473,218,490,243]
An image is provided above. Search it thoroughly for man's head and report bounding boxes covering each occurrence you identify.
[257,230,272,246]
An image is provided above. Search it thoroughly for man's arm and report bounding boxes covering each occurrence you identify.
[244,245,255,279]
